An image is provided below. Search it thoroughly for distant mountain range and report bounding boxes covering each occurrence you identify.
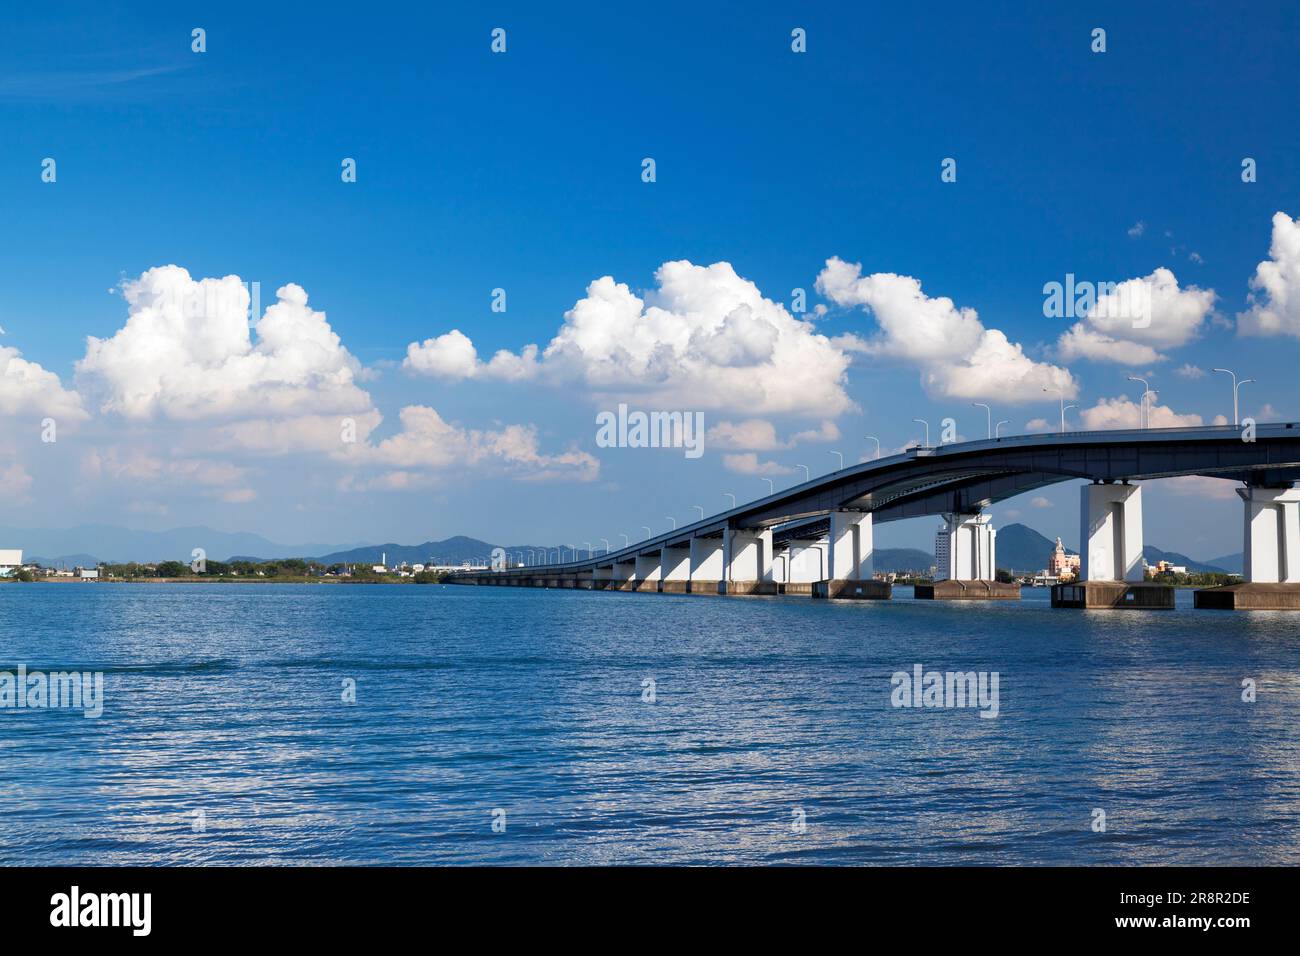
[6,522,1238,575]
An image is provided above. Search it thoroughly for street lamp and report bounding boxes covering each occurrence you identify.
[795,464,810,482]
[583,541,593,559]
[600,538,610,556]
[1042,386,1071,434]
[1126,375,1151,429]
[1211,368,1255,426]
[830,450,844,471]
[642,526,652,541]
[665,516,676,530]
[724,492,736,508]
[865,435,881,460]
[972,402,992,438]
[760,478,774,495]
[995,420,1010,438]
[620,533,630,548]
[692,505,704,521]
[1062,404,1077,433]
[912,418,930,447]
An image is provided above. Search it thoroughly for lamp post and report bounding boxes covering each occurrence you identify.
[642,526,652,541]
[760,478,774,495]
[1126,375,1151,429]
[724,492,736,508]
[619,533,630,549]
[795,464,810,482]
[692,505,704,521]
[665,517,676,530]
[830,450,844,471]
[600,538,610,556]
[1211,368,1255,426]
[583,542,593,560]
[1042,386,1070,433]
[865,435,881,460]
[1062,404,1077,433]
[912,418,930,447]
[995,420,1010,438]
[972,402,992,439]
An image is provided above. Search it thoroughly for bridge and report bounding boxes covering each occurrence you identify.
[446,423,1300,609]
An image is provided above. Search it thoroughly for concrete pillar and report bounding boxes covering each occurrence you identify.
[612,560,637,591]
[1080,483,1144,583]
[936,513,996,581]
[689,537,724,594]
[660,545,691,592]
[723,528,773,594]
[635,553,661,591]
[786,540,826,584]
[1238,486,1300,583]
[827,511,874,581]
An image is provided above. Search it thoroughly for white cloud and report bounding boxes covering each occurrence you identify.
[1079,395,1203,430]
[1239,212,1300,337]
[816,258,1075,402]
[406,261,855,417]
[1127,221,1146,238]
[1030,496,1052,508]
[1175,363,1205,379]
[721,453,795,475]
[1057,268,1216,365]
[706,418,839,450]
[0,344,86,420]
[76,266,373,421]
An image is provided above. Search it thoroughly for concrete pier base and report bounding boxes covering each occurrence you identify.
[1051,581,1174,609]
[1193,583,1300,610]
[686,579,721,595]
[813,579,892,599]
[914,580,1019,600]
[659,580,690,593]
[634,580,661,593]
[724,580,777,595]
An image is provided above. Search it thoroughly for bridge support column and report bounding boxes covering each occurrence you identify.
[592,565,613,590]
[634,553,661,592]
[688,537,723,594]
[660,546,691,592]
[784,540,826,594]
[1196,486,1300,609]
[612,560,637,591]
[817,511,891,599]
[1055,482,1169,608]
[723,528,775,595]
[917,512,1013,600]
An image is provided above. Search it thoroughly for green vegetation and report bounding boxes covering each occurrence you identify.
[91,559,448,583]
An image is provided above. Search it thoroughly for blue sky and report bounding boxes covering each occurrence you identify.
[1,1,1298,559]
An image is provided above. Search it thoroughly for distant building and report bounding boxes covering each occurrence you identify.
[1154,560,1187,575]
[0,549,22,577]
[1048,537,1080,581]
[933,528,950,582]
[78,568,99,580]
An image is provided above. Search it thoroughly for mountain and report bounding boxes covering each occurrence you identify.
[309,536,550,566]
[1141,546,1228,574]
[1204,552,1243,575]
[995,523,1074,572]
[873,548,935,573]
[0,524,353,565]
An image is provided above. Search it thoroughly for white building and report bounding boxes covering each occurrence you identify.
[0,549,22,577]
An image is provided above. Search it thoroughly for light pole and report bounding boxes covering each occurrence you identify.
[1043,386,1070,434]
[830,450,844,471]
[724,492,736,508]
[1062,404,1077,433]
[692,505,704,521]
[865,435,881,460]
[1211,368,1255,426]
[760,478,774,495]
[912,418,930,447]
[642,526,652,541]
[795,464,810,482]
[1126,375,1151,429]
[995,420,1010,438]
[583,542,593,559]
[620,533,630,549]
[665,516,676,530]
[600,538,610,556]
[972,402,992,438]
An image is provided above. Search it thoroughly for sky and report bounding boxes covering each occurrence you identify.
[1,1,1298,559]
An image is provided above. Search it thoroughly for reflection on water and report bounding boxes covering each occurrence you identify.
[1,583,1298,864]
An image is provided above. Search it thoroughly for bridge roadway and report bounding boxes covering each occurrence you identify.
[446,423,1300,608]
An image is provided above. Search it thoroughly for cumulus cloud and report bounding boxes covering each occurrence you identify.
[0,344,86,419]
[406,261,855,417]
[1239,212,1300,337]
[816,258,1075,402]
[1079,395,1203,430]
[706,418,839,450]
[76,266,373,421]
[1175,363,1205,379]
[1057,268,1216,364]
[721,453,795,475]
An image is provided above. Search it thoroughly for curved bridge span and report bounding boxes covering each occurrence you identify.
[447,423,1300,608]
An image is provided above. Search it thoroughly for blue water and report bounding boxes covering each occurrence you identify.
[1,582,1298,865]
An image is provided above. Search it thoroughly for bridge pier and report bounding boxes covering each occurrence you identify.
[1055,482,1170,608]
[660,545,691,593]
[783,540,825,594]
[918,512,1013,600]
[815,510,891,599]
[1196,485,1300,609]
[612,560,638,591]
[723,528,775,595]
[634,553,661,592]
[688,536,724,595]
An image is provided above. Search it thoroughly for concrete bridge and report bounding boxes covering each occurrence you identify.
[447,423,1300,609]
